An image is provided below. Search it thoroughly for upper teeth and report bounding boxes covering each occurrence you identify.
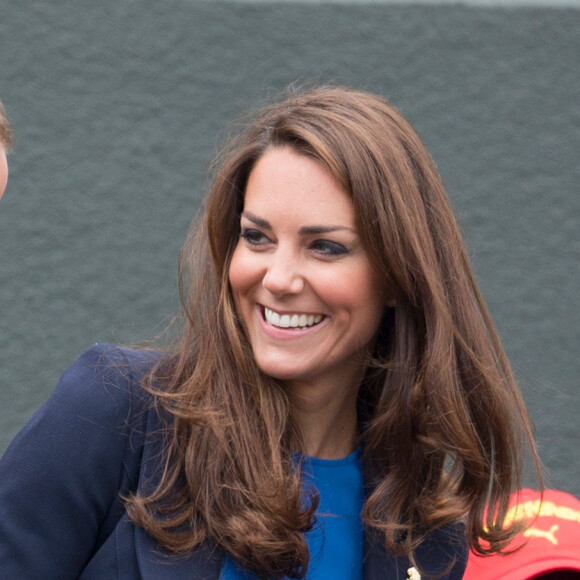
[264,307,323,329]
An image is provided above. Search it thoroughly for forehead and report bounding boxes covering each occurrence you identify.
[244,147,356,225]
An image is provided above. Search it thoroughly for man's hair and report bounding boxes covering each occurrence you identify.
[0,101,13,151]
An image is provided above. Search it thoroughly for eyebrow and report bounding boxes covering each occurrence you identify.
[241,211,357,235]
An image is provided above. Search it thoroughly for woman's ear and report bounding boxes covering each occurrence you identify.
[377,273,397,308]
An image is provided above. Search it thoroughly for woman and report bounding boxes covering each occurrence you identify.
[0,86,541,579]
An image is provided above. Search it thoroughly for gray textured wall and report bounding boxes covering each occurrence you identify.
[1,1,578,496]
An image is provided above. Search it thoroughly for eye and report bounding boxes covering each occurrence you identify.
[310,239,349,257]
[240,228,270,248]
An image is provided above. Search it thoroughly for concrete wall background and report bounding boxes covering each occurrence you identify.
[0,1,578,496]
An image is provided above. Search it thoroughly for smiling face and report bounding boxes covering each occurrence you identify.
[228,147,387,391]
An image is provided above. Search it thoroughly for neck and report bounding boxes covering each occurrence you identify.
[287,376,360,460]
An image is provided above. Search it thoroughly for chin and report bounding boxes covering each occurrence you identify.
[255,359,309,383]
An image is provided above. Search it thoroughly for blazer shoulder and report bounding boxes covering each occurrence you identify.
[0,343,163,578]
[43,343,162,436]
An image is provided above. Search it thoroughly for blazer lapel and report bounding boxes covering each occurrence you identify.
[363,527,412,580]
[134,406,223,580]
[363,523,467,580]
[135,526,222,580]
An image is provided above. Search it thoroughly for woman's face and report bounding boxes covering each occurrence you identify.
[228,146,387,389]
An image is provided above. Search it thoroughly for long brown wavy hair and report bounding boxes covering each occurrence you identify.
[127,85,542,577]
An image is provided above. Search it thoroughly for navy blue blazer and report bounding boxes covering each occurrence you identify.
[0,344,467,579]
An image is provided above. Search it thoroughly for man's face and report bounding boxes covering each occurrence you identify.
[0,147,8,200]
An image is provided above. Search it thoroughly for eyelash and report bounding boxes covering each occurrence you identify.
[240,228,349,257]
[240,229,268,247]
[310,240,349,257]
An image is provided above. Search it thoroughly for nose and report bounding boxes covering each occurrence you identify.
[262,249,305,296]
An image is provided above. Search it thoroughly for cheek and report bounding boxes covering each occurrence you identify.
[228,245,257,298]
[336,266,386,334]
[321,265,383,312]
[228,249,245,301]
[228,249,248,325]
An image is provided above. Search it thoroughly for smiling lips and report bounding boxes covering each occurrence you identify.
[263,306,324,329]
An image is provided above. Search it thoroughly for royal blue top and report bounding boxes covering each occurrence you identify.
[220,447,365,580]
